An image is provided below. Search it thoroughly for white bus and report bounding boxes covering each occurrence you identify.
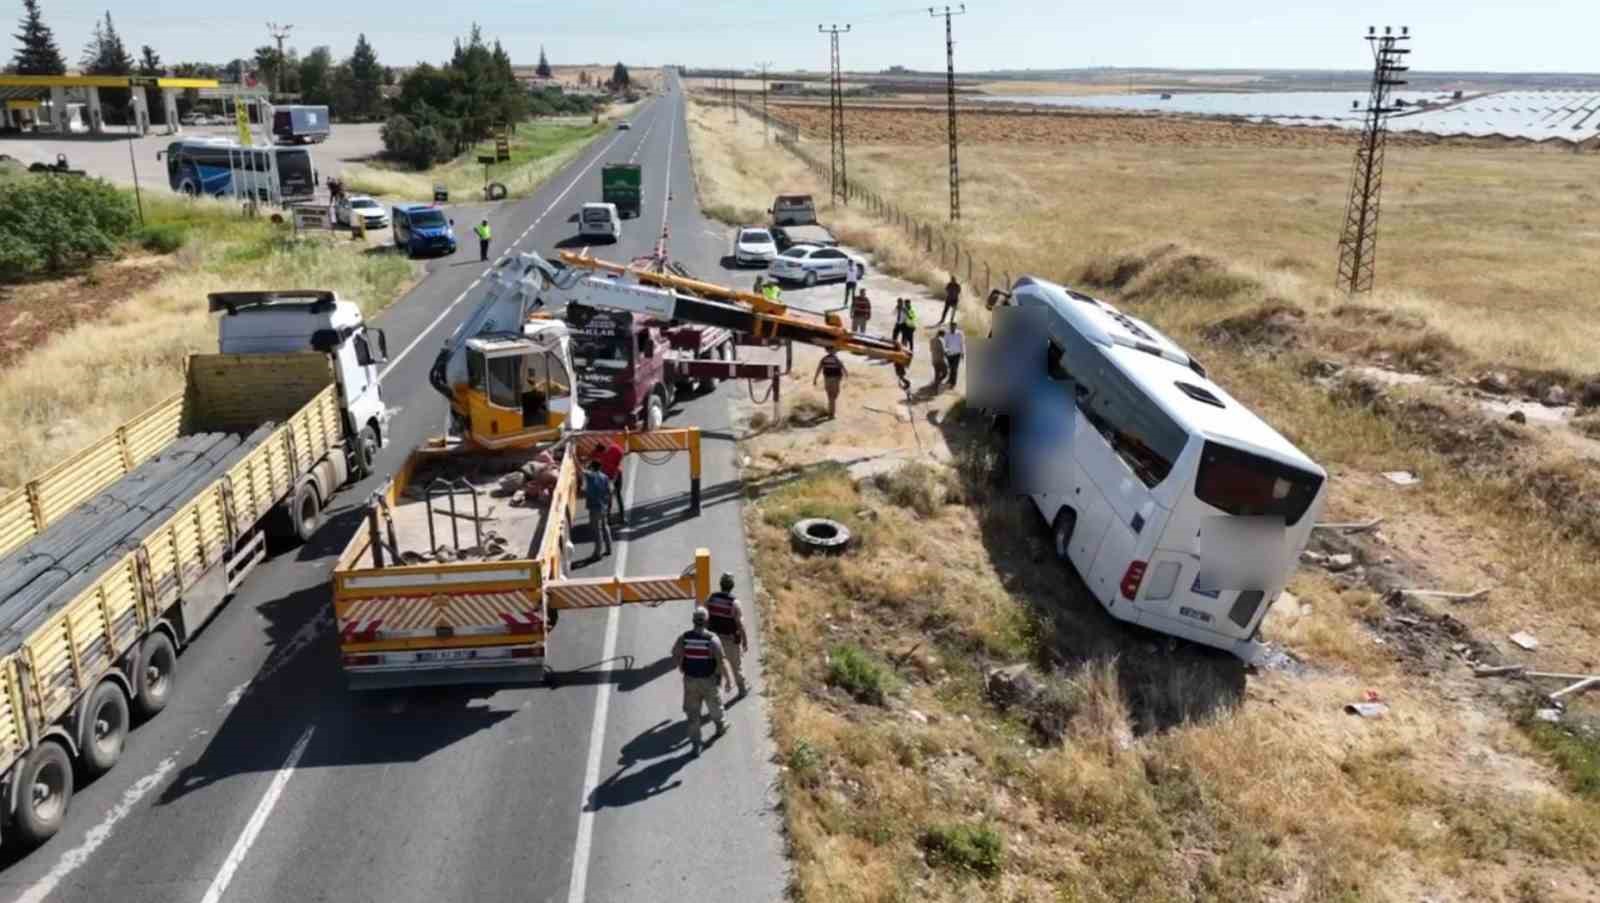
[997,277,1327,661]
[157,137,318,203]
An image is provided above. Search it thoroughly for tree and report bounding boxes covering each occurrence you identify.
[299,46,333,108]
[11,0,65,76]
[137,44,160,76]
[348,33,383,119]
[609,62,630,92]
[253,45,284,93]
[536,45,551,78]
[82,12,132,124]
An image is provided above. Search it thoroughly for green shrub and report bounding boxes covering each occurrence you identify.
[1523,717,1600,800]
[382,113,449,170]
[826,643,896,705]
[920,822,1004,877]
[787,738,825,788]
[134,222,189,254]
[0,174,136,278]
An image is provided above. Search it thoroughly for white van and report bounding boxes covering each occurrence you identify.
[990,277,1327,662]
[578,202,621,243]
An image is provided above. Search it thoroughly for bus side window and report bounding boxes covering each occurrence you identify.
[1046,341,1072,382]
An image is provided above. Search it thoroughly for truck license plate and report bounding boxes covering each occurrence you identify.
[416,649,476,663]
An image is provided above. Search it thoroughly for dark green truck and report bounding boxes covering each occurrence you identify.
[602,164,642,219]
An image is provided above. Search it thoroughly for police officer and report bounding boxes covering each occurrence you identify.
[704,572,749,697]
[812,349,847,419]
[672,607,732,755]
[475,218,492,262]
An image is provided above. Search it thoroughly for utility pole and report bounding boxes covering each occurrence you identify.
[266,22,292,99]
[1335,26,1411,295]
[819,24,850,205]
[756,62,773,142]
[930,4,966,222]
[732,75,738,123]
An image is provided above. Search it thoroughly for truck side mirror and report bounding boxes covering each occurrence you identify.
[367,327,389,363]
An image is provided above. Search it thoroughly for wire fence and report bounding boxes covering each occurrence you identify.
[734,100,1010,300]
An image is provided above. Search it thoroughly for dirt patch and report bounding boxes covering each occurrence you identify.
[1330,304,1427,332]
[1327,372,1524,474]
[0,255,166,370]
[1201,301,1304,351]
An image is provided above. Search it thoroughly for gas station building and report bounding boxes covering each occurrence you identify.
[0,74,222,136]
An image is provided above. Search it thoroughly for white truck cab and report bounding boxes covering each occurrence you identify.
[578,202,622,243]
[211,290,391,475]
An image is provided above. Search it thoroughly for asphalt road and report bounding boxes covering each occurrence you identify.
[0,73,786,903]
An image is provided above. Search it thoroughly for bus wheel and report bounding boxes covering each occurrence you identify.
[180,181,199,197]
[12,742,72,847]
[80,681,129,778]
[1052,509,1077,560]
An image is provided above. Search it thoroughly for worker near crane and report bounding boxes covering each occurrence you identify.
[475,219,492,262]
[761,280,782,304]
[704,572,749,698]
[813,349,848,419]
[929,328,949,391]
[844,257,864,307]
[936,276,962,326]
[588,436,626,523]
[673,607,732,755]
[850,287,873,334]
[893,333,913,392]
[892,297,918,350]
[582,459,613,560]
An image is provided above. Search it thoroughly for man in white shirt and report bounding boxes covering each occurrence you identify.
[943,326,965,389]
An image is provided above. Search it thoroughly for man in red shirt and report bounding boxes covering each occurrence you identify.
[594,437,626,523]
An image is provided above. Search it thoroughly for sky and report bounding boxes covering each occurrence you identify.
[22,0,1600,75]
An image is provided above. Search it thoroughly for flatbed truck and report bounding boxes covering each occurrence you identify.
[0,291,390,848]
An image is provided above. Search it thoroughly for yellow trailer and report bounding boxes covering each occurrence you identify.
[333,429,708,689]
[0,338,388,847]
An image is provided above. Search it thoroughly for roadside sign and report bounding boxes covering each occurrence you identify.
[495,137,510,162]
[292,205,330,231]
[477,154,496,165]
[233,98,251,146]
[433,184,448,203]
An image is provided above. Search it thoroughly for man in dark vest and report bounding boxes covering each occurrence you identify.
[704,572,749,698]
[672,607,732,755]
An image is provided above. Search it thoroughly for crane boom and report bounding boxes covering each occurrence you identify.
[555,251,910,366]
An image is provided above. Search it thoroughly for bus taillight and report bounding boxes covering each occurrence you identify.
[1120,561,1148,601]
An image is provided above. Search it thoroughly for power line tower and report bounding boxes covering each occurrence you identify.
[930,4,966,222]
[819,24,850,205]
[265,21,292,98]
[732,75,738,123]
[756,62,773,142]
[1336,26,1410,295]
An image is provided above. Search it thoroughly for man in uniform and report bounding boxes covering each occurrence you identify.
[704,572,749,697]
[475,218,492,262]
[812,349,848,419]
[672,607,733,755]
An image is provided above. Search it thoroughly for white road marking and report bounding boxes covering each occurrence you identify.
[198,725,316,903]
[566,454,640,903]
[218,609,334,712]
[15,755,179,903]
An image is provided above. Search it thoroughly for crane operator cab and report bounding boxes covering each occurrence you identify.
[458,322,585,448]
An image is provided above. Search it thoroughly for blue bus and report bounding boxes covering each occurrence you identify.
[157,138,318,203]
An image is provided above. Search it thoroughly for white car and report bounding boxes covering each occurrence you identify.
[733,226,778,267]
[336,194,389,229]
[578,202,622,242]
[767,244,860,287]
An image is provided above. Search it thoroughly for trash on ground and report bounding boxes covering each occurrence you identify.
[1509,631,1540,651]
[1344,702,1389,718]
[1382,471,1420,486]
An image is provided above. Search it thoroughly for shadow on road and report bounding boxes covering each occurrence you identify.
[584,720,702,811]
[554,653,677,691]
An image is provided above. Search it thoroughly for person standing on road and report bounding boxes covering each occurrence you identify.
[944,325,966,389]
[813,350,848,419]
[892,298,918,350]
[593,436,626,524]
[672,607,731,755]
[892,334,913,392]
[844,257,864,307]
[704,572,749,698]
[929,328,948,391]
[850,287,873,334]
[936,276,961,326]
[475,219,492,262]
[582,459,613,560]
[762,280,782,303]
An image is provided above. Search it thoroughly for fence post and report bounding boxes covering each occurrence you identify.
[967,251,974,285]
[925,226,933,254]
[984,262,991,294]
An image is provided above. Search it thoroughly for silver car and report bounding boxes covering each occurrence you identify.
[766,244,859,287]
[336,195,390,229]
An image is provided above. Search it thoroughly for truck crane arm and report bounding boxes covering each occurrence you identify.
[554,252,911,366]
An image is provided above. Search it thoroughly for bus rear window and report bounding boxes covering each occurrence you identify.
[1194,441,1323,526]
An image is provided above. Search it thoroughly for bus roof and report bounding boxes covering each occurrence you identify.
[1015,277,1322,475]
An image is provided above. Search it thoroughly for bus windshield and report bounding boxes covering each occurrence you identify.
[1194,440,1323,526]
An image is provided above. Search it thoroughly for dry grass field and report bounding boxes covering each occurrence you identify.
[686,99,1600,902]
[342,120,607,201]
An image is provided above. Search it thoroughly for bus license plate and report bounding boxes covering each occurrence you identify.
[416,649,476,663]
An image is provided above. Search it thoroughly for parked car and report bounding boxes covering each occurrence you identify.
[578,202,622,243]
[617,121,632,130]
[771,223,837,252]
[391,203,457,257]
[767,244,860,287]
[180,112,203,126]
[732,226,778,267]
[336,194,389,230]
[769,193,817,226]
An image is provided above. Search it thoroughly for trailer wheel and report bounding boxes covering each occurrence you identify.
[79,681,129,777]
[1052,509,1077,560]
[646,392,665,431]
[12,742,72,847]
[291,481,322,544]
[133,632,177,719]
